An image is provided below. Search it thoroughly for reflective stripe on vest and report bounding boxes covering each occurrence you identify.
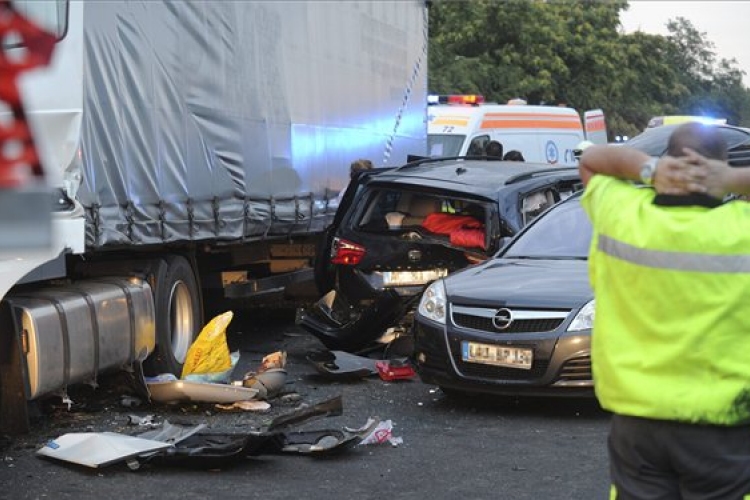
[598,234,750,273]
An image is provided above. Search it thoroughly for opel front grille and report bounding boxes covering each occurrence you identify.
[450,305,569,334]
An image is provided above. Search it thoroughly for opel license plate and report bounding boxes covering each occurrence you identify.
[461,341,533,370]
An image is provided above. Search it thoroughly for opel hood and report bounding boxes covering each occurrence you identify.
[444,258,593,309]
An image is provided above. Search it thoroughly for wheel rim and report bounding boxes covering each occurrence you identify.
[169,280,195,364]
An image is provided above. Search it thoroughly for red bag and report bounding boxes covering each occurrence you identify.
[450,228,486,250]
[421,213,482,234]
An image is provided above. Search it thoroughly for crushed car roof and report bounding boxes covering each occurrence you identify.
[369,159,580,198]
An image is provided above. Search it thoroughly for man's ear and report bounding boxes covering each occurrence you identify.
[578,162,595,187]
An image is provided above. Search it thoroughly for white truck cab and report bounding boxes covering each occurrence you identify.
[427,95,607,166]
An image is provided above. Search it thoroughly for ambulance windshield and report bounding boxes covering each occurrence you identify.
[428,134,465,157]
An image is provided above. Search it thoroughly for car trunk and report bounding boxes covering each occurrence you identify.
[299,189,498,352]
[336,189,497,302]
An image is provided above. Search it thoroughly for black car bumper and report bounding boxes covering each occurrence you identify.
[413,317,594,398]
[296,289,407,352]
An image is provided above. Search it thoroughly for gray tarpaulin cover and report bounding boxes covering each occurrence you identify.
[76,1,428,248]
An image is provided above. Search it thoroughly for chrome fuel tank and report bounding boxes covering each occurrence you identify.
[5,278,155,400]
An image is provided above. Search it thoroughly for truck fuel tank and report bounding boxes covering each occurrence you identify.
[4,278,155,400]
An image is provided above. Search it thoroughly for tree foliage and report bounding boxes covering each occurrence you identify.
[428,0,750,139]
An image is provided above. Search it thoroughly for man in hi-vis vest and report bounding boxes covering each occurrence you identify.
[579,123,750,500]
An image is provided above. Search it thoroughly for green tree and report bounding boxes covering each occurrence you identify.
[429,0,628,106]
[428,0,750,137]
[663,17,750,126]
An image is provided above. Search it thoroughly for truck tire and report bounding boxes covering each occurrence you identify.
[143,255,203,377]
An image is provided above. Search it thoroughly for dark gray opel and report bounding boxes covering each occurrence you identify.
[297,157,583,352]
[413,193,596,397]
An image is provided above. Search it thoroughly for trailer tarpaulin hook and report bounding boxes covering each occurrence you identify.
[186,197,195,239]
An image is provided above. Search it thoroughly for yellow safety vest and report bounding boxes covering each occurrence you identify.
[582,175,750,425]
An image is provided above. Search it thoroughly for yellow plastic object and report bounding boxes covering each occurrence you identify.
[180,311,233,379]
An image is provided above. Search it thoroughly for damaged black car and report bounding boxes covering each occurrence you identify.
[297,157,583,352]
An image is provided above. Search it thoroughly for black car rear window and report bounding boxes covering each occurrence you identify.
[356,188,486,232]
[503,198,591,259]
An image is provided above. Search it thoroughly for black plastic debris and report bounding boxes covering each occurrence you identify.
[264,395,343,432]
[306,351,379,380]
[131,396,359,469]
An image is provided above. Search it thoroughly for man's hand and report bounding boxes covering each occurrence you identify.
[679,148,734,199]
[653,150,732,198]
[653,156,698,195]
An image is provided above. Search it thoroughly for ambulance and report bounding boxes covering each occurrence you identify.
[427,95,607,166]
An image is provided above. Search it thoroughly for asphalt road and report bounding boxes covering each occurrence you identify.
[0,308,612,500]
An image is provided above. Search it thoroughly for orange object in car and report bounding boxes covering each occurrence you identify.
[421,213,482,234]
[450,228,486,250]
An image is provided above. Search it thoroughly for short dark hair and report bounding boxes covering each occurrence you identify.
[654,123,729,207]
[667,123,727,161]
[484,140,503,158]
[350,159,373,179]
[502,150,525,161]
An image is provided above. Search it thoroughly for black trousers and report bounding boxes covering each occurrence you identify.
[609,414,750,500]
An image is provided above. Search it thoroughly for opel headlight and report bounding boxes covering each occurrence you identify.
[567,299,595,331]
[418,279,447,324]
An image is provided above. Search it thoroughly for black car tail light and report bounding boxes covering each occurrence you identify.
[330,237,366,265]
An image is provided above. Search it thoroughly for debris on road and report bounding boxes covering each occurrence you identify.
[36,396,391,470]
[375,359,417,381]
[356,419,403,447]
[215,400,271,412]
[145,375,260,404]
[306,350,379,379]
[240,351,288,400]
[126,414,159,428]
[36,432,172,468]
[181,311,238,384]
[307,349,416,383]
[144,345,289,405]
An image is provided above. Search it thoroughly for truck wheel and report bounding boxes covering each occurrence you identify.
[143,256,202,376]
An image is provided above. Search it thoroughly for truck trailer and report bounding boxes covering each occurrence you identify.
[0,0,428,433]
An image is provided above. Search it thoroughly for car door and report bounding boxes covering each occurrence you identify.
[314,169,388,295]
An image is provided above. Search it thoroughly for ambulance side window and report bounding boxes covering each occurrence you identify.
[467,135,490,156]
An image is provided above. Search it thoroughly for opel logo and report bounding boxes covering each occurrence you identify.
[408,249,422,262]
[492,308,514,330]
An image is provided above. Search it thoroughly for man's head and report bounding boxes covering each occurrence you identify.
[350,158,373,179]
[502,150,525,162]
[667,122,727,161]
[654,123,728,207]
[484,140,503,158]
